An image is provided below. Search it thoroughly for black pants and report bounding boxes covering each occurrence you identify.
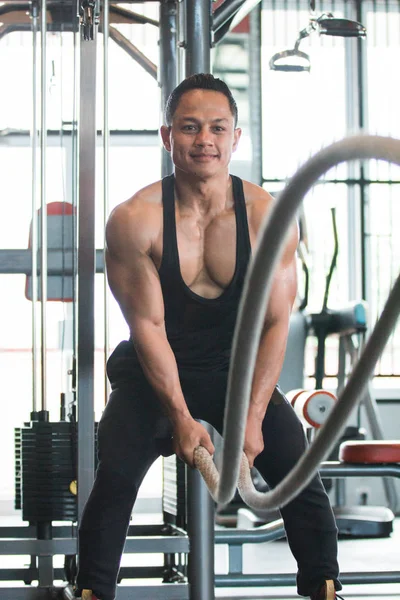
[77,369,341,600]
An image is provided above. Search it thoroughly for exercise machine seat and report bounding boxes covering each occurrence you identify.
[339,440,400,464]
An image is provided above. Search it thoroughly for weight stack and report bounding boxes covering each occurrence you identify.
[162,455,187,529]
[15,421,97,522]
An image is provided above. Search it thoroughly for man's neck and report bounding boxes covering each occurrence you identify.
[173,169,232,215]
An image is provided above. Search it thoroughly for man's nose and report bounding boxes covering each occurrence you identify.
[195,128,213,145]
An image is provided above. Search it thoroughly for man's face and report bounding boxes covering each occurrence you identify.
[161,89,241,178]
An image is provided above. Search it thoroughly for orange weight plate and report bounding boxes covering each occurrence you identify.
[339,441,400,464]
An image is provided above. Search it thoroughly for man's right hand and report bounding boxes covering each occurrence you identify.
[172,415,215,468]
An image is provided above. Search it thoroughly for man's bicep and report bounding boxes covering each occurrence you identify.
[106,248,165,331]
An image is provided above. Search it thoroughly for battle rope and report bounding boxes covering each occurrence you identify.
[194,135,400,510]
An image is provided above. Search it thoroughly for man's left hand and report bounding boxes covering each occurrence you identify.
[243,416,264,468]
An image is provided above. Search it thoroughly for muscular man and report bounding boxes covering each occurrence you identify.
[75,73,343,600]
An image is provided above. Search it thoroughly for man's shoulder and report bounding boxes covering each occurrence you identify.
[111,180,163,223]
[240,179,275,209]
[106,180,164,252]
[124,180,163,210]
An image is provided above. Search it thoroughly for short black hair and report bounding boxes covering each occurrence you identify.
[164,73,238,127]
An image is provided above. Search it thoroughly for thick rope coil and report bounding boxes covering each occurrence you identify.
[194,445,269,510]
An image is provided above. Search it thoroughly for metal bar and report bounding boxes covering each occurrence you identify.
[212,0,245,32]
[215,518,285,544]
[362,384,399,511]
[0,538,77,555]
[124,535,189,554]
[118,566,173,579]
[115,585,189,599]
[261,177,400,185]
[229,0,262,30]
[319,461,400,478]
[227,544,242,574]
[108,26,157,79]
[0,128,160,140]
[40,0,48,413]
[216,572,297,587]
[344,0,363,302]
[0,535,189,555]
[31,1,39,417]
[103,0,110,405]
[0,585,189,600]
[186,455,215,600]
[159,0,177,177]
[0,590,63,600]
[37,555,53,587]
[212,15,234,45]
[109,4,159,26]
[184,8,212,598]
[0,523,179,538]
[176,0,186,82]
[185,0,211,76]
[215,571,400,587]
[0,249,104,274]
[248,2,262,185]
[72,21,79,369]
[77,25,97,521]
[357,0,370,303]
[0,568,66,580]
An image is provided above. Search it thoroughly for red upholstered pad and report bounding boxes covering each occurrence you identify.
[339,441,400,464]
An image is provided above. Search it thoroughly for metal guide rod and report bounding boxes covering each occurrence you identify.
[185,0,211,76]
[362,383,398,511]
[108,27,157,79]
[344,0,363,301]
[176,0,186,83]
[40,0,48,413]
[229,0,262,31]
[183,4,214,600]
[249,3,263,185]
[31,2,39,415]
[159,0,177,177]
[77,4,98,519]
[103,0,110,405]
[187,433,215,600]
[212,0,246,32]
[72,23,79,375]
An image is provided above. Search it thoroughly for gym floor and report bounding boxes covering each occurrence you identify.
[214,517,400,599]
[0,515,399,598]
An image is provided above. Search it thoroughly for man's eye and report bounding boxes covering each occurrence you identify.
[183,125,196,131]
[214,127,224,132]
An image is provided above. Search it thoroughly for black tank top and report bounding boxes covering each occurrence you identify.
[107,174,251,383]
[158,173,251,371]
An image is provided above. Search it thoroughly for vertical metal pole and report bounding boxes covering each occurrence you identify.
[183,3,214,599]
[185,0,211,75]
[77,19,98,520]
[31,1,39,419]
[177,0,186,83]
[362,384,398,511]
[38,0,52,565]
[72,20,79,400]
[159,0,178,177]
[40,0,48,415]
[103,0,111,405]
[186,421,215,600]
[344,0,363,302]
[249,3,263,185]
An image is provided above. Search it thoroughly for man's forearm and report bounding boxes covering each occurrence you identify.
[132,321,190,424]
[249,320,290,420]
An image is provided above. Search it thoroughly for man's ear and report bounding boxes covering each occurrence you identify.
[160,125,172,152]
[232,127,242,153]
